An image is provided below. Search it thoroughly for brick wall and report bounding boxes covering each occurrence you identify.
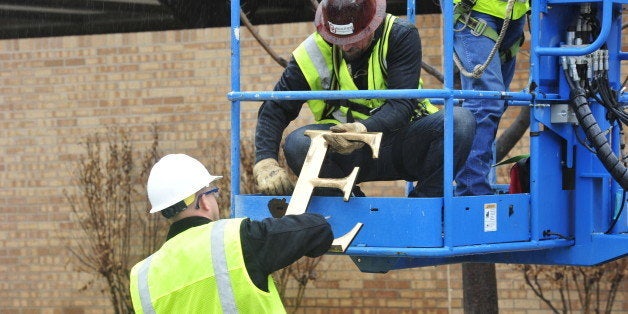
[0,14,626,313]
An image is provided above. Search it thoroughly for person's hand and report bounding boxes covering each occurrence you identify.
[253,158,295,195]
[322,122,367,155]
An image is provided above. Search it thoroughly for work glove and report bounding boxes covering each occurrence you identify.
[322,122,367,155]
[253,158,295,195]
[268,198,288,218]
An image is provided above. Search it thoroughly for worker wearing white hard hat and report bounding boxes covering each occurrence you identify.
[146,153,222,218]
[130,154,333,313]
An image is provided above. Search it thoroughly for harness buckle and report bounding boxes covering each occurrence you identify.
[470,17,488,37]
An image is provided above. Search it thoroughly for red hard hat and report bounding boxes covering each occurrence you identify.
[315,0,386,46]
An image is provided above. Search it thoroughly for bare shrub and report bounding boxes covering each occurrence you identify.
[519,258,627,314]
[65,127,163,314]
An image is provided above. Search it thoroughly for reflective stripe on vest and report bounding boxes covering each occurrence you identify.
[136,220,238,313]
[211,219,237,313]
[130,218,285,313]
[293,14,438,125]
[301,34,333,90]
[138,254,156,314]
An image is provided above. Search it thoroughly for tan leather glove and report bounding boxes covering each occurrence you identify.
[253,158,295,195]
[322,122,367,155]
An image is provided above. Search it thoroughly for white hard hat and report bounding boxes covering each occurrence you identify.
[147,154,222,214]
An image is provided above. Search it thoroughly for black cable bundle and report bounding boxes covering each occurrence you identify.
[563,67,628,190]
[591,75,628,125]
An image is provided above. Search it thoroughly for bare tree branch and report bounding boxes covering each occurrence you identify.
[422,61,445,83]
[522,266,561,314]
[240,9,288,68]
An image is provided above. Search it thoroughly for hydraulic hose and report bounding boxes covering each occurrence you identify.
[569,88,628,190]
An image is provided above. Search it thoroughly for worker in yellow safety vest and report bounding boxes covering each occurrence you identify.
[450,0,530,196]
[253,0,476,198]
[129,154,333,313]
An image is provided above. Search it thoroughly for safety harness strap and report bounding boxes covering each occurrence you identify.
[453,0,477,23]
[454,0,524,63]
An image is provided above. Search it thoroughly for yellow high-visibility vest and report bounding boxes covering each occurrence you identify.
[293,14,438,125]
[130,218,285,314]
[454,0,529,20]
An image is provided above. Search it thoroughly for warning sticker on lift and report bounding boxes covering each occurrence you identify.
[484,203,497,232]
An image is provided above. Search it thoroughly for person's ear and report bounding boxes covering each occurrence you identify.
[198,194,211,212]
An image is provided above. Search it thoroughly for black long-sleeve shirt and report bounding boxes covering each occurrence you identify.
[166,214,333,292]
[255,17,423,163]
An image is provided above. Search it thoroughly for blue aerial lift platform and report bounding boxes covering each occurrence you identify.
[228,0,628,273]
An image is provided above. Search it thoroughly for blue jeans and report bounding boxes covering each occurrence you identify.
[453,12,526,196]
[283,108,475,197]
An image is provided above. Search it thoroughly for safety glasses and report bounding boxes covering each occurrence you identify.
[195,187,220,209]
